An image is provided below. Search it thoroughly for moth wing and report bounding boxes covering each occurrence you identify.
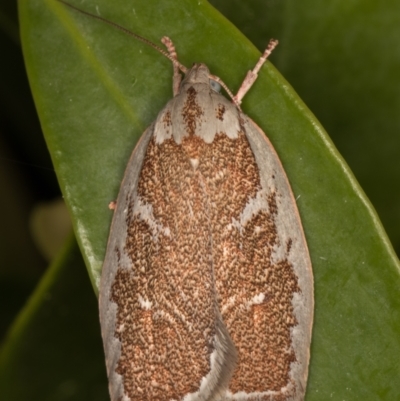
[99,124,154,401]
[99,107,236,401]
[225,115,313,401]
[243,116,314,338]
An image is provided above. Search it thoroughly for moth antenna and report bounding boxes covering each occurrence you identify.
[208,73,239,107]
[57,0,187,74]
[233,39,279,105]
[161,36,183,96]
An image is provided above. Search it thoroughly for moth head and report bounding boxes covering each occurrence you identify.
[181,63,211,87]
[181,63,224,96]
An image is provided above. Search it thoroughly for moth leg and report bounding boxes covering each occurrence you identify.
[233,39,278,105]
[161,36,182,96]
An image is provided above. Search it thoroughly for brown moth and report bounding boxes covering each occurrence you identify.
[59,2,314,400]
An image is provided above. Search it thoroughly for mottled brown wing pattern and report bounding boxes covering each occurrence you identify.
[100,64,313,401]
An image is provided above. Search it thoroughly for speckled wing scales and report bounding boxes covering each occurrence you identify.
[99,88,238,401]
[221,116,314,401]
[100,63,313,401]
[99,124,154,401]
[202,87,313,401]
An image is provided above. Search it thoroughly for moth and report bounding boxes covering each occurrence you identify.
[59,2,314,400]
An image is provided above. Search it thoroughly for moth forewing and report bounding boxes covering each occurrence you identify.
[242,117,313,398]
[99,124,154,401]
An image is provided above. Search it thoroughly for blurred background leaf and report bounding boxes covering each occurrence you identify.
[0,0,399,400]
[0,236,108,401]
[0,0,62,343]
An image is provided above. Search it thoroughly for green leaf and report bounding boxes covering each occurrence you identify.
[0,235,108,400]
[18,0,400,400]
